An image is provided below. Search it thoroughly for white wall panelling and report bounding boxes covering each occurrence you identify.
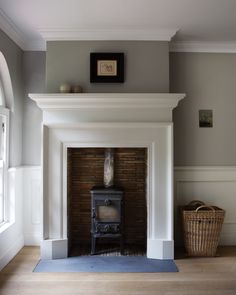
[0,168,24,271]
[0,166,41,270]
[23,166,42,245]
[19,166,236,249]
[2,164,234,269]
[174,166,236,246]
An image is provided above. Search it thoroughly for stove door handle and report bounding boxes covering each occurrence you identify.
[92,208,96,218]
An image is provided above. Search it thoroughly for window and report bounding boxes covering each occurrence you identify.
[0,52,12,226]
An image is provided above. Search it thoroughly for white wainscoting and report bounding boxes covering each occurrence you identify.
[0,166,42,270]
[0,168,24,271]
[174,166,236,245]
[20,166,236,249]
[22,166,42,245]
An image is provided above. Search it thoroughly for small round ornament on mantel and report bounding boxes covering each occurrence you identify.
[71,85,83,93]
[59,83,71,93]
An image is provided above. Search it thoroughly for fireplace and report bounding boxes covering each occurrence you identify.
[29,93,185,260]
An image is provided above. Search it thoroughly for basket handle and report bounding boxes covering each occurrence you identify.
[195,205,215,212]
[188,200,205,206]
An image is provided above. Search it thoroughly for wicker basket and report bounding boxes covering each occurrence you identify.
[182,201,225,256]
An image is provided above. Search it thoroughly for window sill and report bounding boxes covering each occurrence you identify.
[0,221,14,234]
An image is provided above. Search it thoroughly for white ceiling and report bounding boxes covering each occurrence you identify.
[0,0,236,51]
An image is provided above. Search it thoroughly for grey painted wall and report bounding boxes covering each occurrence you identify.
[46,41,169,93]
[0,29,23,167]
[21,41,169,165]
[170,52,236,166]
[21,46,236,167]
[22,51,45,165]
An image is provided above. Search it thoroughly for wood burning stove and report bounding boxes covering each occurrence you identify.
[90,187,124,255]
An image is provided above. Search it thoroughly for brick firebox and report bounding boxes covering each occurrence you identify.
[67,148,147,254]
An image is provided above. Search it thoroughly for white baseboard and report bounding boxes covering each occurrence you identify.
[24,233,41,246]
[0,234,24,271]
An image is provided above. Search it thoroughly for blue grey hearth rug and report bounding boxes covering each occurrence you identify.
[34,256,178,273]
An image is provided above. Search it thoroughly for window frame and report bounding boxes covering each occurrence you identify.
[0,106,9,225]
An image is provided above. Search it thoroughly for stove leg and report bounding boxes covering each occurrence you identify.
[120,237,124,255]
[91,236,96,255]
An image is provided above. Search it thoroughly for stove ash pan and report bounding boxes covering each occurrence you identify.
[90,187,124,255]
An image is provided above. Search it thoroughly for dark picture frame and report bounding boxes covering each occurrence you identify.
[199,109,213,128]
[90,52,124,83]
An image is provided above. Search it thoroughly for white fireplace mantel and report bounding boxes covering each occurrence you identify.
[29,93,184,110]
[29,92,185,260]
[29,93,185,125]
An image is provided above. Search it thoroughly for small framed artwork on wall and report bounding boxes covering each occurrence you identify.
[199,110,213,127]
[90,52,124,83]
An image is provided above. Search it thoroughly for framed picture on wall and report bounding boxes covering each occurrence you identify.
[199,109,213,127]
[90,52,124,83]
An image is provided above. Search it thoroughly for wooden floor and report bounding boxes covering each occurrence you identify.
[0,246,236,295]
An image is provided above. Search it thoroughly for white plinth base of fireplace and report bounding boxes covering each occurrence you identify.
[41,239,68,260]
[147,239,174,259]
[41,238,174,260]
[29,93,185,260]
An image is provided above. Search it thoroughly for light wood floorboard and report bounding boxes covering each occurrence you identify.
[0,246,236,295]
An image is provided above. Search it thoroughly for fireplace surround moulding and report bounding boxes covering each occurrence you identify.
[29,93,185,260]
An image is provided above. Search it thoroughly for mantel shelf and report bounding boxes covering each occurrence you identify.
[29,93,185,111]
